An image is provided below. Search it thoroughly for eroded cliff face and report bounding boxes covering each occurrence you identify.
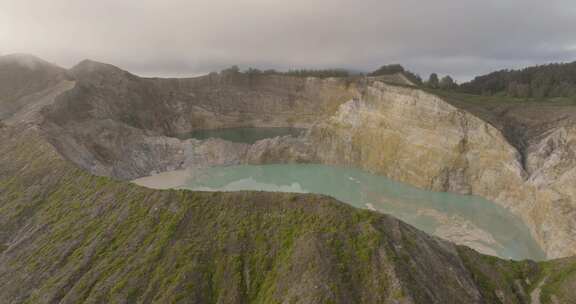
[307,82,576,258]
[40,60,356,178]
[310,83,526,194]
[53,60,357,133]
[44,119,314,180]
[21,59,576,258]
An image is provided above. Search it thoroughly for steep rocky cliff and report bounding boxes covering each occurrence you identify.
[55,59,357,133]
[40,59,356,178]
[307,83,576,258]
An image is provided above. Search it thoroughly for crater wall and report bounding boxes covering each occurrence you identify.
[36,61,576,258]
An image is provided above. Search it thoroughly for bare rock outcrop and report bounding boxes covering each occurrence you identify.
[307,82,576,258]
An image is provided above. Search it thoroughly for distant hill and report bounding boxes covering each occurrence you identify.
[458,61,576,99]
[0,54,72,120]
[369,64,422,86]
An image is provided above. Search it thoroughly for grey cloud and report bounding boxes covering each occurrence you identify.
[1,0,575,81]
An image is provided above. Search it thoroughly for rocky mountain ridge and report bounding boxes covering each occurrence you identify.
[18,57,575,259]
[0,54,73,122]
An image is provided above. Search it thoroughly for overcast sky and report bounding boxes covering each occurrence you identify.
[1,0,575,81]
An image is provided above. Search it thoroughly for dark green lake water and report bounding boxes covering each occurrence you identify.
[176,127,305,144]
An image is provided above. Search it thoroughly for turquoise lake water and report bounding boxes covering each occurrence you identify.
[134,164,546,261]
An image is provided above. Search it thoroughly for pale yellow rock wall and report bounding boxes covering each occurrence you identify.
[309,81,576,258]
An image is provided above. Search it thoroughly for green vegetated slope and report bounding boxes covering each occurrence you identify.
[458,62,576,99]
[0,126,575,304]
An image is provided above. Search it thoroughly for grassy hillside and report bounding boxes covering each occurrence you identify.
[431,88,576,106]
[0,125,574,303]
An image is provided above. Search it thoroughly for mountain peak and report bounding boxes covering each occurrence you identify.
[70,59,137,83]
[0,53,58,70]
[72,59,122,73]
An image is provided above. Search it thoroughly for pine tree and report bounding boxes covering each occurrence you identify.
[427,73,440,89]
[439,75,456,89]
